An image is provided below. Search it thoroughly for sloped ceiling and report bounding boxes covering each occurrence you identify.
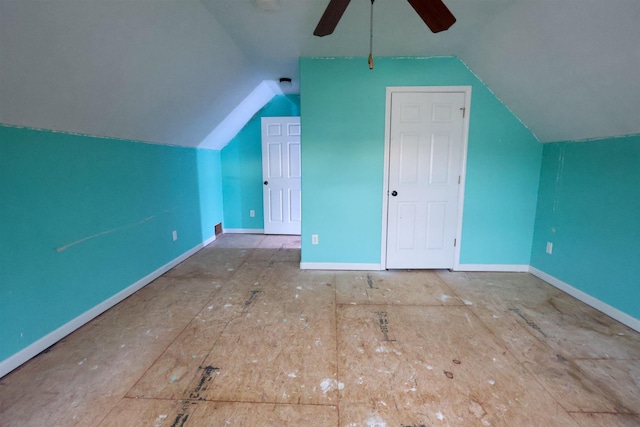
[0,0,269,148]
[1,0,639,147]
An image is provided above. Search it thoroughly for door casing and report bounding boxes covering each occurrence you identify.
[381,86,472,270]
[261,116,302,235]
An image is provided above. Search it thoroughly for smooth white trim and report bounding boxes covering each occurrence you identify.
[202,235,217,247]
[454,264,530,272]
[381,86,472,270]
[0,236,216,379]
[529,267,640,333]
[380,89,393,270]
[261,116,302,235]
[224,228,265,234]
[452,87,472,271]
[300,262,383,271]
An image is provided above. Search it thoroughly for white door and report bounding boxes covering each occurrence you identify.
[385,90,467,269]
[262,117,301,235]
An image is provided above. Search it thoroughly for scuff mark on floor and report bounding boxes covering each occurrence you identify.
[509,308,548,337]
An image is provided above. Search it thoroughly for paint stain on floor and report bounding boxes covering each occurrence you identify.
[1,234,639,426]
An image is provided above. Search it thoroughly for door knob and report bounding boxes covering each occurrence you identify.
[264,181,268,185]
[391,191,398,196]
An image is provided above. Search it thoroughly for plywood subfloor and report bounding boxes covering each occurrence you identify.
[1,234,639,426]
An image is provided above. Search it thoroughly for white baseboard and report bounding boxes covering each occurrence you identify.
[529,266,640,333]
[0,236,216,379]
[300,262,383,271]
[299,262,527,272]
[224,228,264,234]
[202,234,216,246]
[4,255,636,378]
[454,264,530,272]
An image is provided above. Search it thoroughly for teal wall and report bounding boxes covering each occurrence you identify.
[299,57,542,265]
[531,135,640,319]
[221,95,300,230]
[0,125,223,362]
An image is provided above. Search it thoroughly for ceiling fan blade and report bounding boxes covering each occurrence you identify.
[406,0,456,33]
[313,0,352,37]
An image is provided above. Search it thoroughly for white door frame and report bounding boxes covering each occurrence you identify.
[380,86,472,270]
[261,116,302,235]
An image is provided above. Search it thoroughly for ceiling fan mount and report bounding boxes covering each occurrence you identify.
[313,0,456,37]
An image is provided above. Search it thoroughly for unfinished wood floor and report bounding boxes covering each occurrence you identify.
[1,234,639,427]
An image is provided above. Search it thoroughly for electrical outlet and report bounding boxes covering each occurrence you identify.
[250,210,255,217]
[546,242,553,254]
[172,230,178,241]
[311,234,319,245]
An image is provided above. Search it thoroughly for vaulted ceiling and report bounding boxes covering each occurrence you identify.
[1,0,638,148]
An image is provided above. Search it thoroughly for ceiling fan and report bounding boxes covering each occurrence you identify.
[313,0,456,37]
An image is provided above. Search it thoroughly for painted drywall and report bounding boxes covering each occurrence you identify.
[0,0,261,148]
[221,95,300,230]
[531,135,640,320]
[458,2,640,143]
[0,125,223,362]
[299,56,542,266]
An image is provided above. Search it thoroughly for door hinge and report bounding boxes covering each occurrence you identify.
[460,107,466,118]
[458,176,461,184]
[454,238,457,247]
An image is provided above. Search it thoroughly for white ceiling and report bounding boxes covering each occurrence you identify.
[1,0,639,147]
